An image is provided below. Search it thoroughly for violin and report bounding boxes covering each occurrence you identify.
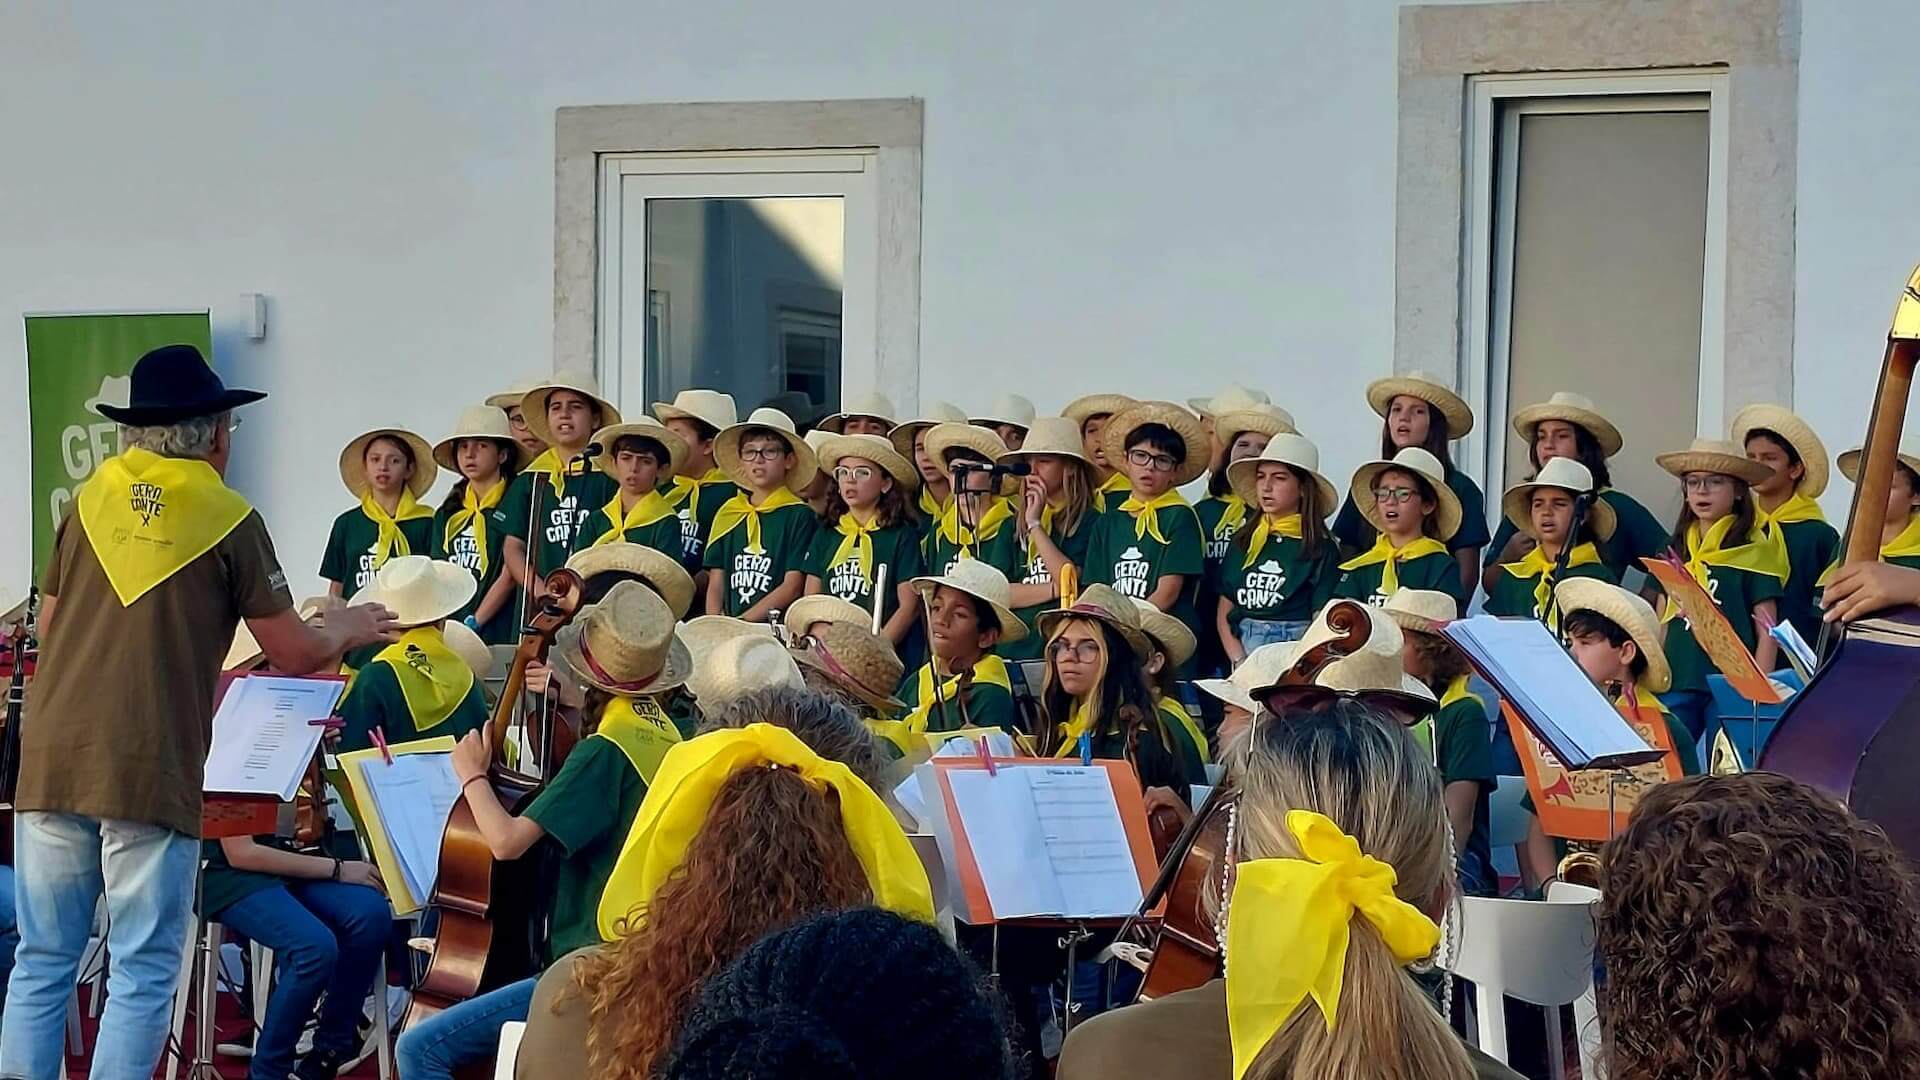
[404,567,584,1028]
[1130,599,1374,1002]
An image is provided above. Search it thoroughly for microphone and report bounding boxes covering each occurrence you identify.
[578,441,604,460]
[950,460,1032,478]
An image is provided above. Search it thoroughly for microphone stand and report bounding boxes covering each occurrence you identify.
[1547,492,1594,643]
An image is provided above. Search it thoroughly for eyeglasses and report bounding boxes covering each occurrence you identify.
[833,465,878,483]
[227,414,244,432]
[1372,486,1419,505]
[507,413,530,431]
[1682,475,1733,492]
[739,446,788,463]
[1126,448,1178,473]
[1048,638,1102,663]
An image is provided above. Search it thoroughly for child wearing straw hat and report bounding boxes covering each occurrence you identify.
[501,374,622,590]
[798,429,838,516]
[1333,447,1468,609]
[702,408,819,620]
[1331,372,1489,596]
[1483,458,1620,626]
[1001,416,1102,660]
[1835,440,1920,570]
[652,389,742,573]
[891,400,969,527]
[1193,404,1295,675]
[416,581,695,1080]
[322,426,439,600]
[1082,402,1209,645]
[1381,590,1496,896]
[790,622,913,753]
[1484,391,1670,588]
[802,434,926,647]
[818,392,898,437]
[1035,584,1193,794]
[1734,405,1840,646]
[1131,599,1212,778]
[487,376,551,461]
[333,556,487,750]
[571,420,690,562]
[433,407,521,645]
[972,393,1037,450]
[1216,433,1342,663]
[898,559,1024,734]
[1063,393,1140,511]
[920,422,1023,580]
[1653,438,1787,740]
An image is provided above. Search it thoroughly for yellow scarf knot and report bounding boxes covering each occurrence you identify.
[666,468,731,512]
[1118,490,1190,544]
[1241,513,1303,570]
[936,497,1015,554]
[1757,491,1828,530]
[372,626,475,732]
[75,448,254,606]
[523,447,593,499]
[1664,516,1790,622]
[1052,700,1099,758]
[708,487,804,554]
[1093,472,1131,513]
[1213,495,1250,540]
[828,511,883,582]
[1504,542,1602,626]
[592,489,678,547]
[1338,534,1449,595]
[360,490,434,570]
[906,655,1012,732]
[444,480,505,575]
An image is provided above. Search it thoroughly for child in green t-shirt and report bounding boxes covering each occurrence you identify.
[571,421,689,563]
[332,557,489,752]
[1835,444,1920,571]
[919,423,1022,581]
[433,407,521,645]
[321,427,438,599]
[897,559,1023,734]
[1062,393,1138,512]
[1081,402,1208,639]
[652,389,740,578]
[1131,599,1211,782]
[1735,406,1840,648]
[803,433,925,650]
[1001,417,1102,660]
[1484,457,1619,626]
[1333,447,1466,610]
[500,376,622,595]
[1216,433,1342,661]
[701,408,819,621]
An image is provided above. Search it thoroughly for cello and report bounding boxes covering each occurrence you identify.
[1762,265,1920,861]
[403,566,584,1027]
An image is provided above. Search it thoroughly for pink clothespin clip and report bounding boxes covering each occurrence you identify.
[975,734,997,777]
[370,726,394,766]
[308,715,344,730]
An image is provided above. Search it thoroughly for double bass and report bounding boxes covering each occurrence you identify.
[1762,265,1920,860]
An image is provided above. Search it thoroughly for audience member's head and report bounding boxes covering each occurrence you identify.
[1599,772,1920,1079]
[659,908,1015,1080]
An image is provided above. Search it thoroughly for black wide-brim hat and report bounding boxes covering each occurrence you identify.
[96,344,267,425]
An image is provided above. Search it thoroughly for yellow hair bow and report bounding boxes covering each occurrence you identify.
[596,723,934,939]
[1225,809,1441,1080]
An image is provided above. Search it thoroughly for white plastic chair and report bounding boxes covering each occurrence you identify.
[495,1020,527,1080]
[1443,894,1597,1080]
[1545,881,1605,1080]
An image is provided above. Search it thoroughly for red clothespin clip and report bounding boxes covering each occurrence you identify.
[308,715,344,730]
[975,734,997,777]
[370,726,394,766]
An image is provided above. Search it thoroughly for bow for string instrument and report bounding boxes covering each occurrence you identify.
[404,566,584,1029]
[1121,599,1375,1003]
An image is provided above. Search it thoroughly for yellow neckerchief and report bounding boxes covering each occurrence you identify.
[918,486,949,521]
[593,694,684,785]
[1117,489,1190,544]
[1409,675,1479,759]
[1757,491,1828,531]
[1211,494,1250,540]
[443,478,505,576]
[76,447,253,606]
[1338,533,1449,595]
[1685,515,1790,585]
[1814,513,1920,587]
[935,496,1015,553]
[665,467,730,515]
[1156,695,1211,765]
[905,654,1012,732]
[827,509,885,581]
[1241,513,1303,570]
[522,446,593,499]
[597,724,934,939]
[360,490,434,569]
[1503,541,1602,626]
[592,488,678,547]
[371,625,475,732]
[708,487,805,554]
[1053,699,1099,758]
[1094,471,1130,512]
[1226,810,1441,1080]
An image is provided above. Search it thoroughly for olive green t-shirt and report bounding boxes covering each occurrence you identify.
[1005,512,1098,661]
[521,736,648,963]
[1661,563,1785,693]
[803,520,925,629]
[198,838,304,918]
[1333,465,1490,554]
[1083,499,1206,636]
[1481,558,1617,621]
[923,509,1023,582]
[433,493,515,646]
[1773,517,1841,649]
[1485,487,1672,581]
[1332,549,1465,609]
[896,662,1017,734]
[499,468,620,582]
[665,472,742,574]
[333,660,490,754]
[701,500,817,616]
[1083,717,1191,795]
[1214,533,1341,632]
[569,499,685,565]
[320,506,434,596]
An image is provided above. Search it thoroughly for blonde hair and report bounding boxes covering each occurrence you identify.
[1228,700,1471,1080]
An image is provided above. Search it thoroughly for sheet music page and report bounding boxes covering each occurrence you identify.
[204,676,339,800]
[1447,618,1656,768]
[946,769,1063,918]
[358,753,462,903]
[1027,766,1143,917]
[893,771,930,832]
[931,730,1018,758]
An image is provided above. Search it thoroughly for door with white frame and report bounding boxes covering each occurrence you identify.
[598,151,878,429]
[1462,71,1728,531]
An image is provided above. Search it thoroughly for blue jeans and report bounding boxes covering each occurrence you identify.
[0,811,198,1080]
[393,977,536,1080]
[216,881,391,1080]
[0,864,19,1017]
[1238,619,1311,653]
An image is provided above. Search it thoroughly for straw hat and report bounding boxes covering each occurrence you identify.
[783,594,876,639]
[339,427,438,499]
[1188,384,1271,419]
[792,621,908,715]
[1130,598,1197,670]
[1350,447,1464,541]
[565,543,697,620]
[1062,393,1138,428]
[1195,641,1300,714]
[803,429,837,460]
[434,406,520,473]
[1000,416,1090,464]
[687,631,804,706]
[522,372,623,447]
[224,596,328,671]
[1380,589,1459,637]
[551,581,692,696]
[679,614,774,654]
[714,407,819,492]
[442,619,497,683]
[1248,601,1435,706]
[1655,438,1772,486]
[1501,458,1617,541]
[923,423,1009,482]
[1101,401,1210,487]
[1511,391,1623,459]
[1211,404,1297,445]
[591,420,689,480]
[651,388,738,434]
[1035,583,1150,660]
[1226,433,1339,512]
[485,376,545,411]
[817,433,919,491]
[349,556,476,629]
[971,393,1037,432]
[1731,404,1831,498]
[888,401,969,457]
[1365,371,1475,438]
[820,392,899,434]
[1838,442,1920,484]
[1555,578,1672,694]
[911,558,1028,644]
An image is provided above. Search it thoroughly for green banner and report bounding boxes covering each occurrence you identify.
[25,312,213,573]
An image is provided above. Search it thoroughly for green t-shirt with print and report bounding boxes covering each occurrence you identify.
[923,512,1024,583]
[432,497,515,646]
[1332,549,1465,609]
[1083,498,1207,636]
[569,500,687,565]
[1333,465,1489,554]
[521,735,648,963]
[701,501,817,616]
[1481,559,1617,621]
[498,468,620,582]
[802,520,925,630]
[666,474,741,575]
[895,662,1017,734]
[1774,517,1841,650]
[1661,563,1785,693]
[1485,488,1673,580]
[1004,512,1098,661]
[320,507,434,596]
[333,661,489,754]
[1214,533,1342,633]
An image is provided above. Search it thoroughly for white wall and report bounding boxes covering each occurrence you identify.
[0,0,1913,598]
